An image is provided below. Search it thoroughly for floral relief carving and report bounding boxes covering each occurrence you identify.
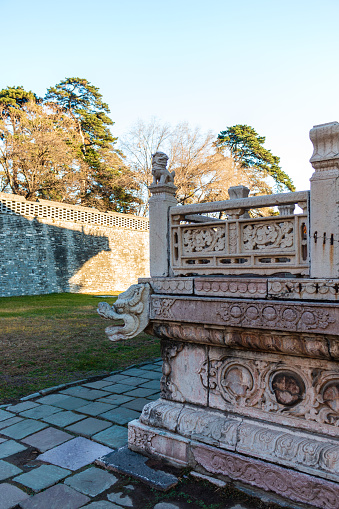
[199,356,339,427]
[216,301,335,331]
[192,445,339,508]
[160,340,185,402]
[152,298,175,319]
[182,226,225,254]
[242,221,294,251]
[128,426,156,454]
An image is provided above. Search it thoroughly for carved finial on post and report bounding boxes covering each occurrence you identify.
[148,152,177,277]
[309,122,339,278]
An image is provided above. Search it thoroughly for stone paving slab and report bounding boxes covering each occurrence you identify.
[139,363,163,371]
[42,410,86,427]
[22,426,73,452]
[99,408,140,425]
[124,388,158,398]
[0,409,14,421]
[97,394,133,405]
[13,464,71,491]
[92,425,128,448]
[0,439,27,458]
[102,374,131,383]
[96,446,178,491]
[0,458,22,480]
[0,415,23,429]
[101,383,134,394]
[52,396,91,410]
[142,371,162,380]
[19,404,62,419]
[7,401,39,413]
[123,398,153,412]
[64,466,118,496]
[38,437,113,470]
[139,380,161,390]
[0,483,30,508]
[65,417,112,437]
[118,376,153,386]
[60,387,111,400]
[36,393,73,405]
[1,418,47,439]
[83,380,113,389]
[20,483,90,509]
[119,368,151,378]
[76,402,116,416]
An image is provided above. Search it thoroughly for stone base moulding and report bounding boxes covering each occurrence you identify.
[128,419,339,509]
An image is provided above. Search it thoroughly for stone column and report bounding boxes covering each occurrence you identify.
[309,121,339,278]
[148,152,177,277]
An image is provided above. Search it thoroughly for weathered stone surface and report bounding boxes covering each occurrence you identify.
[100,407,140,425]
[92,425,128,448]
[268,278,339,301]
[98,283,151,342]
[0,409,14,421]
[22,426,72,452]
[107,492,133,507]
[7,401,38,413]
[0,191,149,297]
[0,439,27,458]
[128,420,189,466]
[13,464,70,491]
[64,466,118,496]
[19,484,90,509]
[192,442,339,509]
[139,277,193,295]
[0,458,22,479]
[96,445,178,490]
[0,483,30,508]
[19,404,62,419]
[37,437,112,470]
[194,278,267,299]
[1,418,47,439]
[42,410,86,427]
[151,321,334,360]
[65,417,111,437]
[161,341,207,405]
[150,295,339,335]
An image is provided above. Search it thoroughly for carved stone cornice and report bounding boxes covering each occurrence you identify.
[149,321,339,360]
[149,295,339,335]
[142,276,339,301]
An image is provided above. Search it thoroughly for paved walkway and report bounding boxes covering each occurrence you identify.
[0,360,288,509]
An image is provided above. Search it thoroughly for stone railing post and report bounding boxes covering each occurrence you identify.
[148,152,177,277]
[310,121,339,278]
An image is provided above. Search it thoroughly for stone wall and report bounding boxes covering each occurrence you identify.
[0,193,149,297]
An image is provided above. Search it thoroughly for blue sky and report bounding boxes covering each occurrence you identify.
[1,0,338,190]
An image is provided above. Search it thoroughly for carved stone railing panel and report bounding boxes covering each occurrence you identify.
[170,191,309,276]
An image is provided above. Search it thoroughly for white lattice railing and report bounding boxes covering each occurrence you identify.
[0,192,149,231]
[170,190,310,276]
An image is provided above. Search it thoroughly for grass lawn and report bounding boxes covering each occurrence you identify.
[0,293,160,404]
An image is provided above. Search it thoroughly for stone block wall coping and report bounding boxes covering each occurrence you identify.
[139,277,339,301]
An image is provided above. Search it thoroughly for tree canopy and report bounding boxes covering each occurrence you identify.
[215,124,295,193]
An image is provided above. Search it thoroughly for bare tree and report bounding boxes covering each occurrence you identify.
[0,100,86,201]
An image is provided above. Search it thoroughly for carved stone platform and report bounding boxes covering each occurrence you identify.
[132,276,339,508]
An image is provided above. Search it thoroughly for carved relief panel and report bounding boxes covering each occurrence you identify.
[201,348,339,436]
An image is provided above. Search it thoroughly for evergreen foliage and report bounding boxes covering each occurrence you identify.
[216,124,295,193]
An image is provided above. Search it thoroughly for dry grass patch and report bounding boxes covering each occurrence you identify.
[0,293,160,403]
